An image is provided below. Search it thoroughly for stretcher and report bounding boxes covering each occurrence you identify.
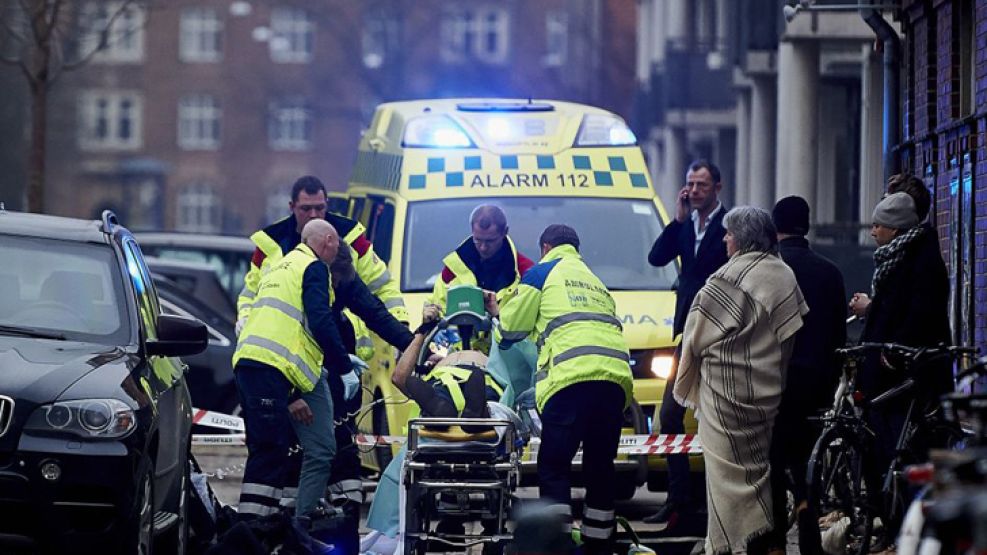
[402,410,524,555]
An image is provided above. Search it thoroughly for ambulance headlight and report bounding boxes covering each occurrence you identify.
[651,355,674,380]
[574,114,637,146]
[403,115,474,148]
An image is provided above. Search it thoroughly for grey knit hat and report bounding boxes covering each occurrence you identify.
[872,192,919,229]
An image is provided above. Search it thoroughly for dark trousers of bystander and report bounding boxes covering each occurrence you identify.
[539,380,625,555]
[660,348,693,510]
[768,401,823,555]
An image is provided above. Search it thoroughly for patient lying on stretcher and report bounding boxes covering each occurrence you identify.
[390,305,504,433]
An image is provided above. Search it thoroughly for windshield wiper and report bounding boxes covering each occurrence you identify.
[0,324,67,340]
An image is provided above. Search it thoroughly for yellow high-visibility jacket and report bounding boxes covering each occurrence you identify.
[494,244,633,411]
[233,244,333,393]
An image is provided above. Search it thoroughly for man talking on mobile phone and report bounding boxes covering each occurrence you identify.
[644,159,729,527]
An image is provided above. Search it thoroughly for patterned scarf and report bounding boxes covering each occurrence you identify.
[872,225,924,298]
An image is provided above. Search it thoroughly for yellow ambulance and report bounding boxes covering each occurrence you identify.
[346,99,697,497]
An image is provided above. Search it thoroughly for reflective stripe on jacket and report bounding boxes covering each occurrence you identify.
[408,365,505,420]
[237,213,407,323]
[494,244,632,411]
[233,244,331,393]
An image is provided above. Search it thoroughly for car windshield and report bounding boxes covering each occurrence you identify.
[138,246,250,304]
[0,235,130,344]
[403,197,678,292]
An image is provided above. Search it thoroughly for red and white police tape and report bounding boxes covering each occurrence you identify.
[189,407,703,454]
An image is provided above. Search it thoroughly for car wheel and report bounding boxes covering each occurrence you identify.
[157,460,190,554]
[121,460,155,555]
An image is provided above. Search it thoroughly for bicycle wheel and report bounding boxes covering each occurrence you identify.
[807,427,874,555]
[883,420,966,548]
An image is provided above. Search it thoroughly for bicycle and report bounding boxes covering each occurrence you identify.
[805,342,977,555]
[896,359,987,555]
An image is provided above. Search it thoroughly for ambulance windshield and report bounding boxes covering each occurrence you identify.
[403,198,678,292]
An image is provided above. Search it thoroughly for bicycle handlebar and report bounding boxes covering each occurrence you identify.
[837,342,978,360]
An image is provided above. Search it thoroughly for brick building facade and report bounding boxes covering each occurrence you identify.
[897,0,986,349]
[0,0,636,233]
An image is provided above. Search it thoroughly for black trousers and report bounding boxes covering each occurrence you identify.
[660,345,693,507]
[539,380,625,554]
[767,402,821,553]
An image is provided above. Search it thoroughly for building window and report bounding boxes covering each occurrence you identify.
[362,13,398,69]
[78,2,146,63]
[78,90,142,150]
[179,7,222,63]
[269,7,313,63]
[543,11,567,67]
[265,191,288,224]
[268,98,312,151]
[440,7,509,64]
[178,95,221,150]
[176,183,222,233]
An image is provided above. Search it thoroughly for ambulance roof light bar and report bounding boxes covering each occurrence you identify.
[457,101,554,113]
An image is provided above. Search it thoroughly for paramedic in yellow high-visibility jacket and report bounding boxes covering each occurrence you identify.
[237,176,407,335]
[489,224,632,555]
[427,204,534,353]
[232,219,351,521]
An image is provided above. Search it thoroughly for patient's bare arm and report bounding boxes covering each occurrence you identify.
[391,305,441,393]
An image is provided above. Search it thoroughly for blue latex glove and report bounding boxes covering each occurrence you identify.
[348,354,368,377]
[341,370,361,401]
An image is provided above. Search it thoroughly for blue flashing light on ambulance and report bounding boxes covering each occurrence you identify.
[346,98,700,498]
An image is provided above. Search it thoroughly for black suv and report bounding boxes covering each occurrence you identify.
[0,210,208,554]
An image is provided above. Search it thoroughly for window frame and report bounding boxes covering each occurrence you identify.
[269,7,314,64]
[78,90,143,151]
[543,10,568,67]
[177,94,222,151]
[123,239,159,341]
[176,183,223,234]
[268,98,312,151]
[179,7,223,63]
[78,1,146,63]
[440,6,509,64]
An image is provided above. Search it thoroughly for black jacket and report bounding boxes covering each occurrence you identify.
[778,236,848,410]
[332,277,413,353]
[260,213,363,256]
[860,224,952,399]
[648,208,729,336]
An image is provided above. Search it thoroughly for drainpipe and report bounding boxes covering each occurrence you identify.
[860,1,900,182]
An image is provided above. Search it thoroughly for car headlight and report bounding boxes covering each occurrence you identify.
[25,399,136,439]
[574,114,637,146]
[403,115,474,148]
[651,354,675,380]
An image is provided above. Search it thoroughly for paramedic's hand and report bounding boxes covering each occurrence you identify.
[341,370,362,401]
[288,399,313,425]
[483,290,500,317]
[849,293,871,318]
[347,354,368,377]
[235,317,246,337]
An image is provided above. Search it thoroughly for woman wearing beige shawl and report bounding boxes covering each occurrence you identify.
[673,207,808,555]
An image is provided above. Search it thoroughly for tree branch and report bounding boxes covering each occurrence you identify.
[64,0,140,71]
[20,0,44,47]
[0,4,29,45]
